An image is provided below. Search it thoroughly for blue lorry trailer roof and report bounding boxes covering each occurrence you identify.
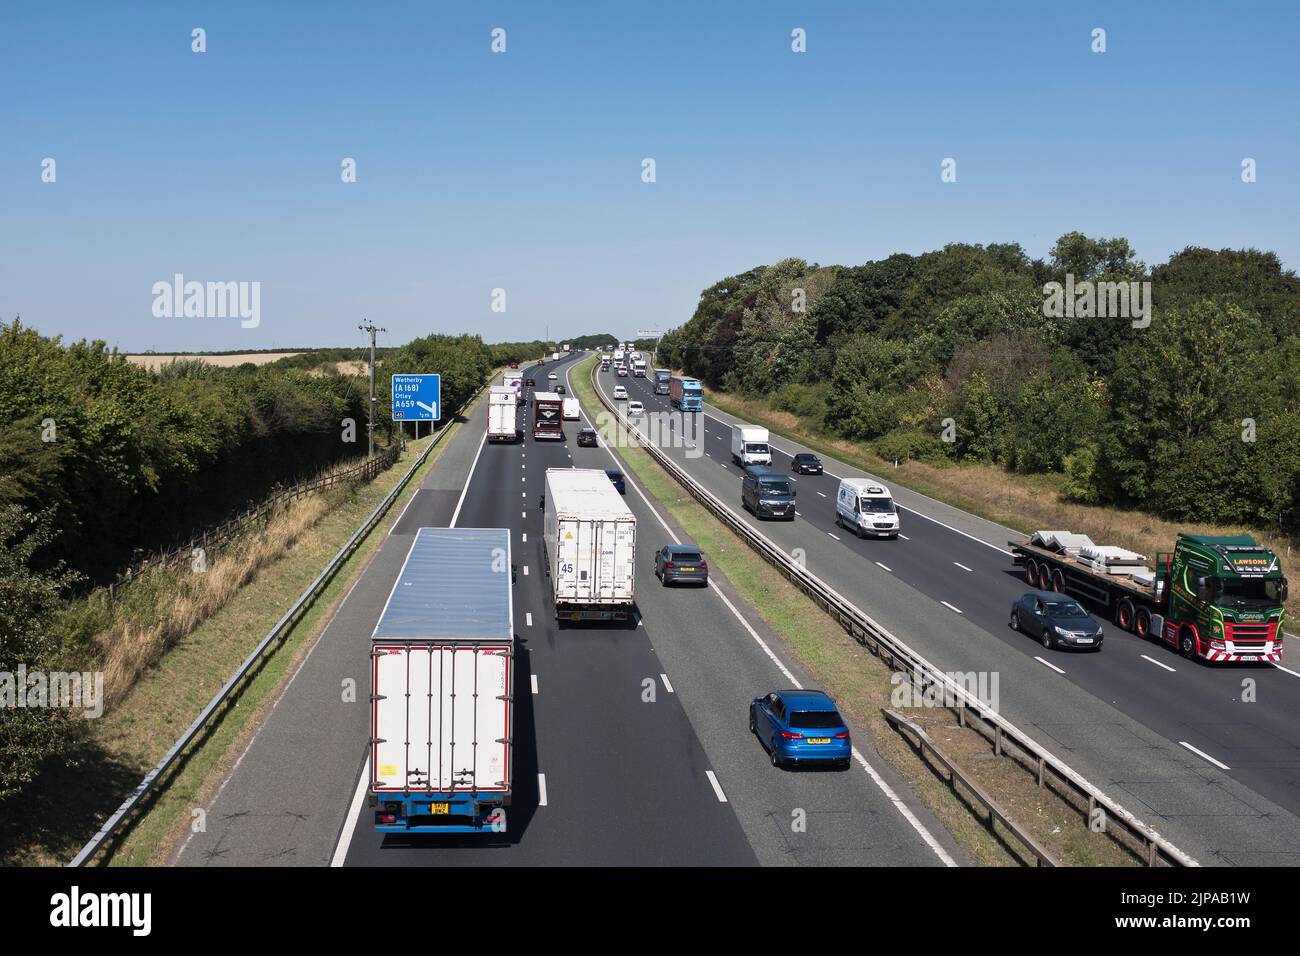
[373,527,513,641]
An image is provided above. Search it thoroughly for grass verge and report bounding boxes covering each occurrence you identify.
[574,356,1135,867]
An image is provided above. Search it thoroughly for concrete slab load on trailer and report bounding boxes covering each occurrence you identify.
[370,527,515,833]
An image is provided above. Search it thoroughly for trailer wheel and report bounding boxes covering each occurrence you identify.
[1116,599,1135,632]
[1135,607,1151,638]
[1025,561,1039,588]
[1051,569,1065,593]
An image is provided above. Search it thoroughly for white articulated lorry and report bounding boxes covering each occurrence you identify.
[542,468,637,622]
[370,527,514,834]
[487,385,520,442]
[731,425,772,467]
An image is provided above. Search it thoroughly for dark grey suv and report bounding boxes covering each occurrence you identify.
[655,544,709,586]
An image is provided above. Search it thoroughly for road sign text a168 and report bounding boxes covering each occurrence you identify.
[391,374,440,421]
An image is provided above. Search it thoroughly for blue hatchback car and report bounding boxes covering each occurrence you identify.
[750,689,851,768]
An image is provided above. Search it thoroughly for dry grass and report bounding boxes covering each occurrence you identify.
[123,352,302,370]
[708,390,1300,626]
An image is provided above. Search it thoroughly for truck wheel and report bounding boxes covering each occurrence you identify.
[1051,569,1065,593]
[1180,629,1198,659]
[1025,561,1039,588]
[1116,599,1135,632]
[1135,607,1151,638]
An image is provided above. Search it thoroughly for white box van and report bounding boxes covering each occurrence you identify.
[562,397,581,420]
[835,478,900,539]
[731,425,771,467]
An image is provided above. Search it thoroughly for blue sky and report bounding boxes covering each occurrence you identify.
[2,1,1297,352]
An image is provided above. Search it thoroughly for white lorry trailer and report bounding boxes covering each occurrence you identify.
[731,425,772,467]
[542,468,637,622]
[487,385,520,442]
[370,527,514,834]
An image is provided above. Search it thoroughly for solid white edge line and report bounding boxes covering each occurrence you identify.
[330,756,370,867]
[580,359,956,867]
[1034,656,1066,674]
[538,773,549,806]
[660,673,675,694]
[450,431,488,528]
[705,770,728,802]
[1179,741,1230,771]
[531,674,539,694]
[1271,662,1300,678]
[1140,653,1176,673]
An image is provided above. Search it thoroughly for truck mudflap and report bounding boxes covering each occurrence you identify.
[373,791,510,834]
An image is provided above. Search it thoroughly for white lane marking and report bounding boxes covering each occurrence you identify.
[330,756,370,867]
[660,673,675,693]
[522,492,526,498]
[521,533,527,542]
[1034,656,1065,674]
[1141,654,1176,673]
[1271,663,1300,678]
[525,612,533,626]
[941,601,963,614]
[522,511,527,519]
[953,562,973,572]
[816,491,827,497]
[523,565,529,576]
[788,476,797,482]
[875,561,892,572]
[449,431,488,528]
[898,533,910,540]
[1180,741,1230,771]
[827,532,841,541]
[705,770,728,803]
[580,359,956,866]
[794,511,802,517]
[705,452,712,458]
[521,476,525,482]
[538,773,549,805]
[389,487,422,535]
[531,674,539,694]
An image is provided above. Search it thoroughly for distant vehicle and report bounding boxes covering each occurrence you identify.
[655,544,708,586]
[562,396,580,419]
[669,376,703,412]
[371,528,514,832]
[552,352,561,361]
[509,361,519,369]
[548,372,558,380]
[731,425,772,467]
[577,426,598,447]
[601,358,611,371]
[605,469,626,494]
[835,478,899,539]
[487,386,521,443]
[543,468,636,622]
[626,400,644,415]
[742,466,795,520]
[653,369,671,395]
[632,357,647,377]
[791,452,822,475]
[750,689,850,769]
[613,385,627,400]
[613,349,625,363]
[1010,591,1104,651]
[537,358,545,366]
[555,384,566,395]
[1010,530,1287,661]
[525,377,535,387]
[616,366,628,377]
[532,391,564,440]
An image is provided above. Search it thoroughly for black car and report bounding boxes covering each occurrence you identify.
[577,427,598,447]
[556,384,566,394]
[654,544,709,586]
[525,378,535,387]
[1010,591,1104,651]
[605,469,626,494]
[792,452,823,475]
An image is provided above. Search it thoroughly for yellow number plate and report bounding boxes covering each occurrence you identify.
[807,737,831,744]
[430,803,450,815]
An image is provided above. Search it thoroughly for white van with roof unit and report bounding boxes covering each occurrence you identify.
[835,477,900,539]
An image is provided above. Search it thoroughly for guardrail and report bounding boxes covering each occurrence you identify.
[588,359,1197,868]
[69,380,490,866]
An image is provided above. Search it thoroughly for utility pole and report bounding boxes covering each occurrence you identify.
[359,319,385,457]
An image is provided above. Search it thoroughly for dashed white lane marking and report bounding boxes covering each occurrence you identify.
[875,561,892,572]
[941,601,963,614]
[1034,656,1065,674]
[521,492,526,498]
[525,612,533,626]
[660,673,675,693]
[522,511,527,519]
[1180,741,1230,771]
[827,532,841,541]
[953,562,973,572]
[538,773,549,805]
[816,491,827,498]
[523,565,529,576]
[521,533,527,542]
[898,533,910,540]
[1141,654,1176,673]
[531,674,539,694]
[705,770,728,803]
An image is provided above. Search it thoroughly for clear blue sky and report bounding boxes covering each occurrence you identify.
[2,1,1297,352]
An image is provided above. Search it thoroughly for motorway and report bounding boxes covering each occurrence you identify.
[598,361,1300,866]
[175,354,959,867]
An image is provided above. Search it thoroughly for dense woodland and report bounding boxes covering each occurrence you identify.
[657,234,1300,532]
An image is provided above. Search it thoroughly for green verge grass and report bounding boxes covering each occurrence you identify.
[573,356,1135,866]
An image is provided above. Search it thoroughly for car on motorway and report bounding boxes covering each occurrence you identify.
[525,377,535,387]
[742,466,796,520]
[548,372,558,380]
[791,452,823,475]
[1010,591,1104,651]
[750,689,851,768]
[627,400,644,415]
[605,469,626,494]
[577,426,598,447]
[835,477,899,539]
[556,384,566,394]
[654,544,708,586]
[613,385,627,400]
[617,366,628,377]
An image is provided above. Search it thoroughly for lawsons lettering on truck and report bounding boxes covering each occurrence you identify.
[1012,531,1287,662]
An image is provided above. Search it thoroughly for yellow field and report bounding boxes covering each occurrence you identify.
[123,352,302,370]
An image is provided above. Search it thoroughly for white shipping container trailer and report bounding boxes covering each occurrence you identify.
[370,527,514,834]
[487,386,520,442]
[543,468,637,622]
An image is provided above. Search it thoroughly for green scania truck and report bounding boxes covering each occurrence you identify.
[1011,531,1288,662]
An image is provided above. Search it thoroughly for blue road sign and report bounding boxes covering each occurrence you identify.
[391,373,441,421]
